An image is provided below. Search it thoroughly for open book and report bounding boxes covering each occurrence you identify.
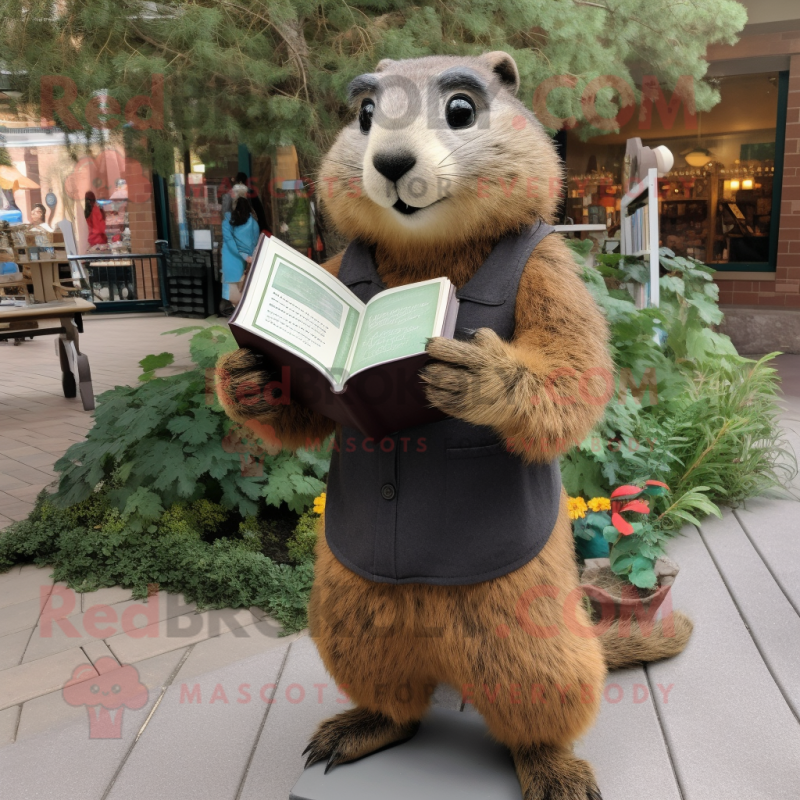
[229,235,459,439]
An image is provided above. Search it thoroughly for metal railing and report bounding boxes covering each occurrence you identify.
[68,252,169,313]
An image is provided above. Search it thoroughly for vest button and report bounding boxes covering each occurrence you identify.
[381,483,396,500]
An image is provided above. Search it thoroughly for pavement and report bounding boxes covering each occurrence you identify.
[1,315,799,799]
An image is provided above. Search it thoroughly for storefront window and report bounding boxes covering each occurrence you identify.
[564,72,786,269]
[165,143,321,260]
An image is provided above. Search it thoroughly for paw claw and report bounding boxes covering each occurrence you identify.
[324,750,342,774]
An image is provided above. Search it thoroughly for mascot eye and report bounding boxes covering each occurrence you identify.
[112,684,121,694]
[446,94,476,129]
[359,99,375,134]
[90,684,100,693]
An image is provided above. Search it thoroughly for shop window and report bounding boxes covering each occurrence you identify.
[563,71,788,271]
[162,144,321,260]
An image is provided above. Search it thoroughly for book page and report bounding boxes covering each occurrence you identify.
[347,279,446,377]
[247,243,363,385]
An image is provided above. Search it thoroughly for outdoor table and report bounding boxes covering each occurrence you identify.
[0,297,96,410]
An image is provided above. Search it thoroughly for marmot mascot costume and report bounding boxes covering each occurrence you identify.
[217,52,692,800]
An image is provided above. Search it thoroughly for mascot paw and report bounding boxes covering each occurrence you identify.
[422,328,526,425]
[215,347,285,423]
[513,745,602,800]
[303,708,419,773]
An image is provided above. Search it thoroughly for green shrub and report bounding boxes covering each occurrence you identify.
[287,510,320,564]
[566,243,796,584]
[0,492,313,632]
[565,243,796,509]
[51,324,330,528]
[0,323,333,633]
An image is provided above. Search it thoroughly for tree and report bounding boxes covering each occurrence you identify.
[0,0,747,176]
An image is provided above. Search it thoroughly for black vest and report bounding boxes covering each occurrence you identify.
[325,221,561,585]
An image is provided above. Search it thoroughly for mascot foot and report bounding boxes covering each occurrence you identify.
[303,708,420,773]
[512,744,602,800]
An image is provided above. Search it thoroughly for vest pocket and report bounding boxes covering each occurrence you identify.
[445,441,507,460]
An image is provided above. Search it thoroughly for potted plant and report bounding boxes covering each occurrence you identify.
[571,481,679,622]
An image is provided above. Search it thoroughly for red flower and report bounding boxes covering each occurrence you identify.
[611,512,634,535]
[619,499,649,514]
[610,485,643,500]
[608,484,652,536]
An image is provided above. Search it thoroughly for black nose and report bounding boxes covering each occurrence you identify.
[372,152,416,183]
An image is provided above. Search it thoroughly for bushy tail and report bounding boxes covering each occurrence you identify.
[600,611,693,670]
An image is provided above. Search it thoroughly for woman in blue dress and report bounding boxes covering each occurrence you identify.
[221,197,260,307]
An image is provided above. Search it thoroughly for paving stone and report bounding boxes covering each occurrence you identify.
[24,590,196,663]
[0,646,97,710]
[106,641,291,800]
[0,706,19,746]
[83,640,122,672]
[0,668,169,800]
[463,668,680,800]
[648,525,800,800]
[0,473,31,492]
[12,451,55,468]
[575,668,681,800]
[80,585,134,611]
[240,635,353,800]
[0,502,33,521]
[734,498,800,612]
[14,685,90,740]
[0,627,33,671]
[0,594,46,638]
[4,482,50,502]
[16,647,186,742]
[290,707,522,800]
[175,618,299,682]
[0,564,53,609]
[700,509,800,718]
[106,606,259,665]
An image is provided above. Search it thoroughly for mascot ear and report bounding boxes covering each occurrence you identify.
[375,59,396,73]
[480,51,520,95]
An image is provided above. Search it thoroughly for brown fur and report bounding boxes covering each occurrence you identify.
[215,53,692,798]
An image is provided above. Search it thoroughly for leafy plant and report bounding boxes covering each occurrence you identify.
[564,243,796,510]
[0,491,314,632]
[52,324,329,527]
[566,244,796,586]
[574,481,688,590]
[0,323,334,632]
[287,510,320,564]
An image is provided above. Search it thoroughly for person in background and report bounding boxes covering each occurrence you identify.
[220,196,259,315]
[222,172,269,233]
[84,191,107,248]
[29,203,54,232]
[220,175,248,217]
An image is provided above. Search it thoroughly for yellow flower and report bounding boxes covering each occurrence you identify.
[567,496,588,520]
[587,497,611,512]
[312,493,326,515]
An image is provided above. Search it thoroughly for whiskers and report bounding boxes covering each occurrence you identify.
[322,157,364,173]
[437,130,493,169]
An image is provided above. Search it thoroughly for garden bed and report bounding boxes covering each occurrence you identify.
[0,249,794,633]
